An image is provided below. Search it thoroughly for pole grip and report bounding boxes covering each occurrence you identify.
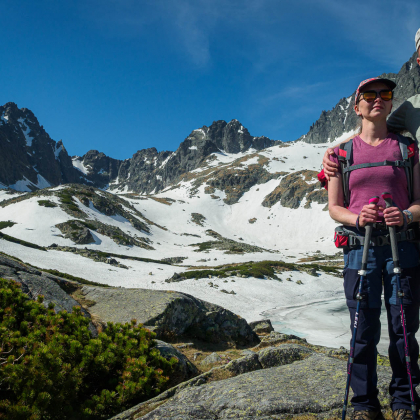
[360,196,378,270]
[382,192,399,266]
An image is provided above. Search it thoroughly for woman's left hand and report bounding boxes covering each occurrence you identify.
[383,206,404,226]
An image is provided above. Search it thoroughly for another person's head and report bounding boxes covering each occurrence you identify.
[416,28,420,65]
[354,78,396,121]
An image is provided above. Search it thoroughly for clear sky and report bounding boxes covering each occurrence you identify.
[1,0,419,160]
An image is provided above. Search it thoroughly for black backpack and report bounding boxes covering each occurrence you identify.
[337,134,416,207]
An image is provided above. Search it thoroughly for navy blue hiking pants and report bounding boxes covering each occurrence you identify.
[343,239,420,411]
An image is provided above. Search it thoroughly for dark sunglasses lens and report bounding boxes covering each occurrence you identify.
[362,91,377,101]
[380,90,393,101]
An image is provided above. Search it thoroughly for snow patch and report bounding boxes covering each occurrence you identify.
[159,153,175,169]
[72,157,91,175]
[7,174,51,192]
[18,118,34,147]
[1,113,9,124]
[193,128,206,136]
[54,143,63,160]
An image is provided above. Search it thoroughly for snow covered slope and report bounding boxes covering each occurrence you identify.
[1,139,361,351]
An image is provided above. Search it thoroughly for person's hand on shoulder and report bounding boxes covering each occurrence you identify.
[322,149,338,181]
[321,136,353,180]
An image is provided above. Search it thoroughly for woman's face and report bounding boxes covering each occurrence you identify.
[354,82,393,120]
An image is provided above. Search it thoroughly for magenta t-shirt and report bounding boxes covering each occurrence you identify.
[330,133,419,218]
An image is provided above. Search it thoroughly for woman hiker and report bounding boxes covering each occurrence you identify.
[328,77,420,420]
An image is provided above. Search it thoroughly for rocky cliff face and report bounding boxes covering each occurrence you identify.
[0,102,81,190]
[109,119,280,194]
[298,52,420,144]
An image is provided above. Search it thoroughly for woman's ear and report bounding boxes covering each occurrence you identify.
[354,103,362,116]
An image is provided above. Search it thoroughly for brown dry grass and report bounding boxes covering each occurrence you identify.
[149,197,173,205]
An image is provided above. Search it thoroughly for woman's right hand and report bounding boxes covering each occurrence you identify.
[322,148,339,180]
[358,203,379,227]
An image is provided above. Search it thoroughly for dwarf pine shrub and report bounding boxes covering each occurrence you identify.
[0,278,175,420]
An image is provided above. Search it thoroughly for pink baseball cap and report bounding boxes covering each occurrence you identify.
[355,77,396,102]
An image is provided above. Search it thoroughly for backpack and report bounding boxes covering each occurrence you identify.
[319,134,417,207]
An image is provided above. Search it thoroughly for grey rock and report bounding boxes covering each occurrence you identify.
[253,331,307,349]
[200,352,223,366]
[165,272,186,283]
[131,353,393,419]
[55,220,95,244]
[257,344,313,369]
[80,286,259,346]
[154,340,198,383]
[248,319,274,334]
[225,353,262,375]
[240,349,256,356]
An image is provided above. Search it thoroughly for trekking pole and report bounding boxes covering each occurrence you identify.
[382,192,417,420]
[342,196,379,420]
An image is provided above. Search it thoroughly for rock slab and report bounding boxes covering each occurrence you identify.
[137,353,392,419]
[81,286,258,346]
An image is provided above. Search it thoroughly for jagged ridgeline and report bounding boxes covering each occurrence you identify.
[297,52,420,144]
[0,107,280,194]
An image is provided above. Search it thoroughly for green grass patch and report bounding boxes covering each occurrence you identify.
[80,221,96,230]
[183,269,228,280]
[0,232,47,251]
[184,260,334,280]
[303,263,339,274]
[0,221,16,230]
[68,221,83,230]
[58,190,80,212]
[194,241,214,251]
[38,199,57,208]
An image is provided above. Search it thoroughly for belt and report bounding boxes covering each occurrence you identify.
[348,228,416,247]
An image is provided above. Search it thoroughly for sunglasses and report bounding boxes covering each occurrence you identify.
[358,89,393,102]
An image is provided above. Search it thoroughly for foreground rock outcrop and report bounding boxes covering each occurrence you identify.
[110,340,396,420]
[81,286,258,346]
[0,253,258,346]
[135,353,390,419]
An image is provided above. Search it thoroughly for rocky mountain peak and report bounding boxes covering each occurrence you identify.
[298,51,420,144]
[185,119,278,155]
[0,103,80,191]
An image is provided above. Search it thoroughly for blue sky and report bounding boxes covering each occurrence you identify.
[1,0,419,160]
